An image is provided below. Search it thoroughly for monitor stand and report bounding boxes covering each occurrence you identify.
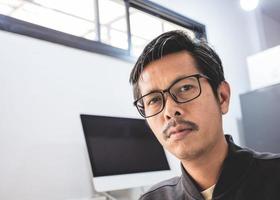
[102,192,118,200]
[91,192,118,200]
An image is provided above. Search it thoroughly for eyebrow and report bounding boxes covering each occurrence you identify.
[142,88,162,96]
[142,73,196,96]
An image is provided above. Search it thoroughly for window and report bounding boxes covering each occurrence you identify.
[0,0,96,38]
[99,0,128,49]
[129,7,196,56]
[0,0,206,62]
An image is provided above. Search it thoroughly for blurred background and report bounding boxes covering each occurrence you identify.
[0,0,279,199]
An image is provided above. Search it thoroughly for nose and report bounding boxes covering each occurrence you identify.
[163,94,184,121]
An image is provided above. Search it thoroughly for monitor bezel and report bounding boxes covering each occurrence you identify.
[80,114,178,192]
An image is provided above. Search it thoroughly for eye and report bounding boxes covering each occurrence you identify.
[147,96,162,106]
[180,84,193,92]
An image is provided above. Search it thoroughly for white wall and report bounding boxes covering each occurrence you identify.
[0,30,138,200]
[261,12,280,49]
[0,0,262,199]
[250,8,280,52]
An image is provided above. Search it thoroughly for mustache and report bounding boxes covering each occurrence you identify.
[162,118,199,136]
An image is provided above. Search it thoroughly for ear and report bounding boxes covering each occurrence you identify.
[217,81,231,114]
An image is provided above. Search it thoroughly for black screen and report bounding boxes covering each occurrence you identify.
[240,83,280,153]
[80,114,170,177]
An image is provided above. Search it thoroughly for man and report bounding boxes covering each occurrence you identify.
[129,30,280,200]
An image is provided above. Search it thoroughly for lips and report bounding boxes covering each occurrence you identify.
[162,119,199,141]
[167,126,194,140]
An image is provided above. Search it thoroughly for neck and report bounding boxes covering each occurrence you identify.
[181,134,228,191]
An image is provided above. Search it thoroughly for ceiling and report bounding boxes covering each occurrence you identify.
[260,0,280,22]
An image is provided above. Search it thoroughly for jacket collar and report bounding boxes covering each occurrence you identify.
[180,135,255,199]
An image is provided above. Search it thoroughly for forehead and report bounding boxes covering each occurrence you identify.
[138,51,199,94]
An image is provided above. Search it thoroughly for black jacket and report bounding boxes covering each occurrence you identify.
[139,135,280,200]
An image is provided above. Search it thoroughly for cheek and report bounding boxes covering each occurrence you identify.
[190,92,221,127]
[147,118,165,143]
[198,101,222,132]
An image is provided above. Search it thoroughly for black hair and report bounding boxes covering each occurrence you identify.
[129,30,225,100]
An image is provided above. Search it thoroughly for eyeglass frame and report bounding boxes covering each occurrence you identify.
[133,73,210,118]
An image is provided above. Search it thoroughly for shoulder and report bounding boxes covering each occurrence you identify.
[227,134,280,166]
[139,176,182,200]
[148,176,181,191]
[245,147,280,161]
[245,147,280,171]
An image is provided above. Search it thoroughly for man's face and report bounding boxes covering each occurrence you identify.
[138,51,230,161]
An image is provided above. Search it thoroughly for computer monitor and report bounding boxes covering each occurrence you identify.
[80,114,175,192]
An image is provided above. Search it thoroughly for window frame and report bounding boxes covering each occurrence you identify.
[0,0,206,63]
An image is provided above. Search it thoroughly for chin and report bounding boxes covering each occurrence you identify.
[172,144,208,161]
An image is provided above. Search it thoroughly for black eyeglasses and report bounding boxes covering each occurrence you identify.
[134,74,210,118]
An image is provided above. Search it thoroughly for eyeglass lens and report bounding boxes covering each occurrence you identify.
[137,75,201,117]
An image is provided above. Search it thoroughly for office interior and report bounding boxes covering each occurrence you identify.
[0,0,280,199]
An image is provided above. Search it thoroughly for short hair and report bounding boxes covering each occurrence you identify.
[129,30,225,100]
